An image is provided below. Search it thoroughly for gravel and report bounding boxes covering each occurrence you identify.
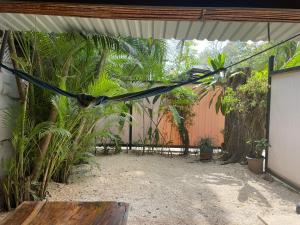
[1,153,299,225]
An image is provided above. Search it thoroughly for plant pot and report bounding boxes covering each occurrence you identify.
[246,157,264,174]
[200,152,213,160]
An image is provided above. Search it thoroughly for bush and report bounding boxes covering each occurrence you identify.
[198,138,214,153]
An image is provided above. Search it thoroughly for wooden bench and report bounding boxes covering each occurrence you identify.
[0,201,129,225]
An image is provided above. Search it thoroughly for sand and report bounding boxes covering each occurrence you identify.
[1,153,299,225]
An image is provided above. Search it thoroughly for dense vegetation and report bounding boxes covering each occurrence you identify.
[0,32,170,210]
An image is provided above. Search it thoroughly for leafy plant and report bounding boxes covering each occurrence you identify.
[161,87,198,155]
[246,138,270,159]
[198,138,214,153]
[0,31,137,210]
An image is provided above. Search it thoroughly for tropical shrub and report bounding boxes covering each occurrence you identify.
[198,138,214,153]
[220,69,268,163]
[198,137,214,160]
[246,138,270,159]
[0,31,133,210]
[161,87,198,155]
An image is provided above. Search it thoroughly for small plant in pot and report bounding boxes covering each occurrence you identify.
[198,138,214,161]
[246,138,270,174]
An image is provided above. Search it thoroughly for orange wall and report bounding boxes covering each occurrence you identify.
[95,90,225,147]
[158,90,225,147]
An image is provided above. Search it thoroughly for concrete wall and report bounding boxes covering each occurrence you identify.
[268,69,300,188]
[0,39,19,177]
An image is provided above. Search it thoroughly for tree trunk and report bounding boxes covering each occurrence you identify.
[31,58,71,182]
[222,112,251,164]
[95,50,107,77]
[7,31,26,102]
[179,119,189,155]
[31,106,58,181]
[222,68,266,164]
[222,69,250,164]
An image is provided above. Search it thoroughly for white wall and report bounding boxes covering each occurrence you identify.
[94,96,161,145]
[269,69,300,188]
[0,40,19,177]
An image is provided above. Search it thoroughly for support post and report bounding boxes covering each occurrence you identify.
[265,55,274,172]
[128,104,133,151]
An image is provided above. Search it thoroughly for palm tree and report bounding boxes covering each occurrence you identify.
[0,31,135,209]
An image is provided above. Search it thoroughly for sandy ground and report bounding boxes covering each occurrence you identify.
[1,153,299,225]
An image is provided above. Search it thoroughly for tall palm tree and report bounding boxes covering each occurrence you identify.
[1,31,134,209]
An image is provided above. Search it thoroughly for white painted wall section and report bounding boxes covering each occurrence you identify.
[269,69,300,188]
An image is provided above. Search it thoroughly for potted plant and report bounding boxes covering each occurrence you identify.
[246,138,270,174]
[198,138,214,160]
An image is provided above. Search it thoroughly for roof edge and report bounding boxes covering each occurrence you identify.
[0,1,300,22]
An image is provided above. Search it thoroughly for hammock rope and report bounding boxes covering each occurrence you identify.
[1,31,300,107]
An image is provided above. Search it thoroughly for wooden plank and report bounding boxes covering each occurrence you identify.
[21,201,46,225]
[204,8,300,22]
[12,0,300,8]
[0,1,203,20]
[0,201,129,225]
[0,202,41,225]
[0,1,300,22]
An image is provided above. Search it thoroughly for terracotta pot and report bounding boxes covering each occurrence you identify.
[200,152,213,160]
[246,157,264,174]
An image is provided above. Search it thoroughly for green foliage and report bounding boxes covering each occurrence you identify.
[221,88,238,114]
[204,40,298,71]
[208,53,225,71]
[0,31,138,210]
[107,38,167,82]
[161,87,198,154]
[222,70,268,114]
[163,87,198,125]
[283,43,300,68]
[166,40,201,81]
[168,105,181,127]
[246,138,270,159]
[203,53,228,115]
[198,138,214,153]
[0,104,70,209]
[221,69,268,162]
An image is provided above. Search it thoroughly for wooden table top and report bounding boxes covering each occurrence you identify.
[0,201,129,225]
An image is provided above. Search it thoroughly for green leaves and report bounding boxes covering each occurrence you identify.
[168,105,182,127]
[221,70,268,115]
[282,50,300,69]
[208,53,225,71]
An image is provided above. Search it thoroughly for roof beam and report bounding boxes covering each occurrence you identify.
[0,1,300,22]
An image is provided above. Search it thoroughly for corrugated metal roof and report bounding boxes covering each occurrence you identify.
[0,13,300,41]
